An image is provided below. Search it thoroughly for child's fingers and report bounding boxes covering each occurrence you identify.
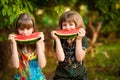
[78,28,86,36]
[8,34,15,40]
[51,31,56,35]
[39,32,44,41]
[79,28,86,33]
[51,31,57,37]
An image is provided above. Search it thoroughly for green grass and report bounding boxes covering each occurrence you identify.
[85,40,120,80]
[43,56,57,73]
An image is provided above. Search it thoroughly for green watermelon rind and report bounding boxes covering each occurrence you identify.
[56,33,78,39]
[16,38,39,45]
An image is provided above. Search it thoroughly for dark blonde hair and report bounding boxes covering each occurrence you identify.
[15,13,37,51]
[59,11,85,29]
[15,13,37,34]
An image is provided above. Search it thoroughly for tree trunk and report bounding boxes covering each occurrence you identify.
[0,27,12,71]
[87,20,102,56]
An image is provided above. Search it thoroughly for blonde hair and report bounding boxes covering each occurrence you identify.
[59,11,85,29]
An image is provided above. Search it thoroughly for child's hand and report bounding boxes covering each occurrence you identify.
[8,34,17,44]
[36,32,44,44]
[77,28,86,40]
[39,32,44,41]
[51,31,59,40]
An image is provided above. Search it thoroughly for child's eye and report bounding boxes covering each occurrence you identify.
[26,27,31,30]
[69,24,74,26]
[62,24,67,26]
[19,27,24,30]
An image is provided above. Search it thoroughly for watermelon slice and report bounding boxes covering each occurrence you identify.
[15,32,41,45]
[55,28,79,39]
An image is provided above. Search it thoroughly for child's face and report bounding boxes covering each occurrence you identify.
[62,21,76,30]
[18,27,34,36]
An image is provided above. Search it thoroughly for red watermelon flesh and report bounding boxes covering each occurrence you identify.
[56,28,80,39]
[15,32,41,45]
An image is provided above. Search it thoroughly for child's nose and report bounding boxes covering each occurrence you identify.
[23,29,28,35]
[66,25,70,30]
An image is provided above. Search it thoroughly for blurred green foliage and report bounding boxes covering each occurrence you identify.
[0,0,120,41]
[0,0,33,29]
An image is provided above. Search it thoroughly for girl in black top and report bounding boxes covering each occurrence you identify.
[51,11,88,80]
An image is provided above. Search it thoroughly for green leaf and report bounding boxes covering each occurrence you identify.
[1,0,6,5]
[10,14,15,24]
[2,5,8,16]
[27,2,33,11]
[2,8,6,16]
[7,7,12,16]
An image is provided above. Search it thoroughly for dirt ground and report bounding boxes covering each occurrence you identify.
[45,72,54,80]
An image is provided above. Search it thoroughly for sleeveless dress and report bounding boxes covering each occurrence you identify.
[53,36,88,80]
[13,49,46,80]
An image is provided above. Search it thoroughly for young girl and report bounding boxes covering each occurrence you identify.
[8,13,46,80]
[51,11,88,80]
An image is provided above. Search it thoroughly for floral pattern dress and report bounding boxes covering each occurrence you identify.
[53,36,88,80]
[13,49,46,80]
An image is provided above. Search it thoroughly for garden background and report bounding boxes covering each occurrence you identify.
[0,0,120,80]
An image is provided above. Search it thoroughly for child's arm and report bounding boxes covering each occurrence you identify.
[8,34,19,68]
[75,28,86,64]
[36,32,46,68]
[51,31,65,62]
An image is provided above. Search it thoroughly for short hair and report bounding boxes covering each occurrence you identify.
[59,11,85,29]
